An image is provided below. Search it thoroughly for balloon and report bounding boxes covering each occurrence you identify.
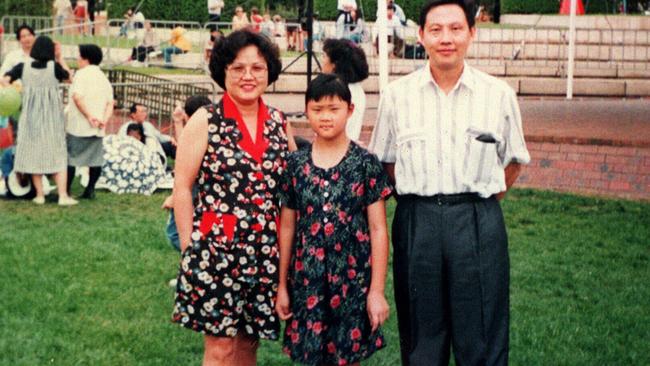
[0,87,21,117]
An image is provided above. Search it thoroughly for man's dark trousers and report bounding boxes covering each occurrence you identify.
[393,194,510,366]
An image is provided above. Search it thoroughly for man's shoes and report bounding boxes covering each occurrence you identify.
[32,196,45,205]
[58,196,79,206]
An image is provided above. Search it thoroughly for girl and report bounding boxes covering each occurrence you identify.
[276,74,392,365]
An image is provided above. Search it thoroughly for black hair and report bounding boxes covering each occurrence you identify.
[209,29,282,90]
[184,95,211,117]
[305,74,352,106]
[419,0,475,29]
[79,44,103,65]
[29,36,55,63]
[322,38,369,84]
[126,123,145,143]
[15,24,35,40]
[129,103,145,114]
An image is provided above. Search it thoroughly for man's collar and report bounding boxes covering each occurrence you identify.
[419,61,476,92]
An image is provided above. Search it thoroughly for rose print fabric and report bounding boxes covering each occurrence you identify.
[280,142,392,365]
[172,94,289,339]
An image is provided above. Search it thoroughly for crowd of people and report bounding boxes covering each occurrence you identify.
[1,1,531,366]
[52,0,97,35]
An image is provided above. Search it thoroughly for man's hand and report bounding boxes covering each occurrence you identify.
[161,194,173,210]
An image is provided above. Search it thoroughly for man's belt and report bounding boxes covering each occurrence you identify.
[397,193,485,205]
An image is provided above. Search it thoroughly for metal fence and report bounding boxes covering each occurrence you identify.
[102,19,205,69]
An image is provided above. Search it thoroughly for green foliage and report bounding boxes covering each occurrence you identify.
[1,0,50,17]
[502,0,644,14]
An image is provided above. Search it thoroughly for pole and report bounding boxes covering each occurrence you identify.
[566,0,577,99]
[306,0,313,89]
[377,0,389,92]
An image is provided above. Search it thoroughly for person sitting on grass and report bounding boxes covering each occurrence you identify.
[117,103,175,166]
[129,21,159,64]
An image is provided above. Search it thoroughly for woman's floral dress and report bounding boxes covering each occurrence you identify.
[280,142,392,365]
[172,94,289,339]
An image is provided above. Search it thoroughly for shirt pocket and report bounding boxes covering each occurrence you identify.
[463,127,502,188]
[198,211,237,250]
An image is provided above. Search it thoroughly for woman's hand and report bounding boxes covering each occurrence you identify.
[275,285,293,320]
[54,42,63,62]
[367,290,389,332]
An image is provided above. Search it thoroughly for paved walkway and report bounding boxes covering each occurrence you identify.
[262,94,650,147]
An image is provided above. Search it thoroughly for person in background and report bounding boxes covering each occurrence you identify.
[346,8,366,44]
[321,38,369,142]
[250,7,263,33]
[119,7,134,37]
[375,4,404,58]
[207,0,225,23]
[171,29,296,365]
[336,0,357,38]
[132,8,146,40]
[53,0,72,33]
[129,20,159,64]
[260,12,275,39]
[231,6,250,31]
[369,1,530,364]
[65,44,113,200]
[377,0,407,26]
[272,14,286,38]
[0,25,35,76]
[161,95,212,253]
[204,27,223,63]
[117,103,175,165]
[125,122,145,143]
[73,0,87,35]
[302,13,323,50]
[162,26,192,68]
[1,36,77,205]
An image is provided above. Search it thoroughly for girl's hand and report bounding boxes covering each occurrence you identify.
[367,290,389,332]
[54,42,63,62]
[275,285,293,320]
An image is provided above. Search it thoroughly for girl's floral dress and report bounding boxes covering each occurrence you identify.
[172,94,289,339]
[280,142,392,365]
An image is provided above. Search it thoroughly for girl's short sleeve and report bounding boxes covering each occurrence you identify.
[363,152,393,207]
[279,154,298,210]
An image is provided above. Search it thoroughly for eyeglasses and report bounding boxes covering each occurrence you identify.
[227,63,268,79]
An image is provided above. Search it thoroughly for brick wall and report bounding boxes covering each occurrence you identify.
[518,140,650,200]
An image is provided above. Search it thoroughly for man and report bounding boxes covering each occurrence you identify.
[117,103,175,164]
[53,0,73,33]
[207,0,225,23]
[377,0,407,26]
[0,25,35,76]
[369,1,530,365]
[375,4,404,58]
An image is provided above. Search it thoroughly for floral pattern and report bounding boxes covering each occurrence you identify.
[280,142,392,365]
[172,97,289,340]
[101,134,167,195]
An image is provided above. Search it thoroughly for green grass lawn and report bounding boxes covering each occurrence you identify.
[0,188,648,365]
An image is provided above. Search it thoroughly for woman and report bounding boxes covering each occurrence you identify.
[321,38,369,142]
[171,30,296,365]
[1,36,77,205]
[346,9,366,44]
[65,44,113,199]
[231,6,250,31]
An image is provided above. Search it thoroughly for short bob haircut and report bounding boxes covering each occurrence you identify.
[322,38,369,84]
[209,29,282,90]
[15,24,35,40]
[419,0,476,29]
[79,44,103,65]
[30,36,55,63]
[305,73,352,106]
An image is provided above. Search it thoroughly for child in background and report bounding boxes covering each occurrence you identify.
[125,123,145,144]
[276,74,392,366]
